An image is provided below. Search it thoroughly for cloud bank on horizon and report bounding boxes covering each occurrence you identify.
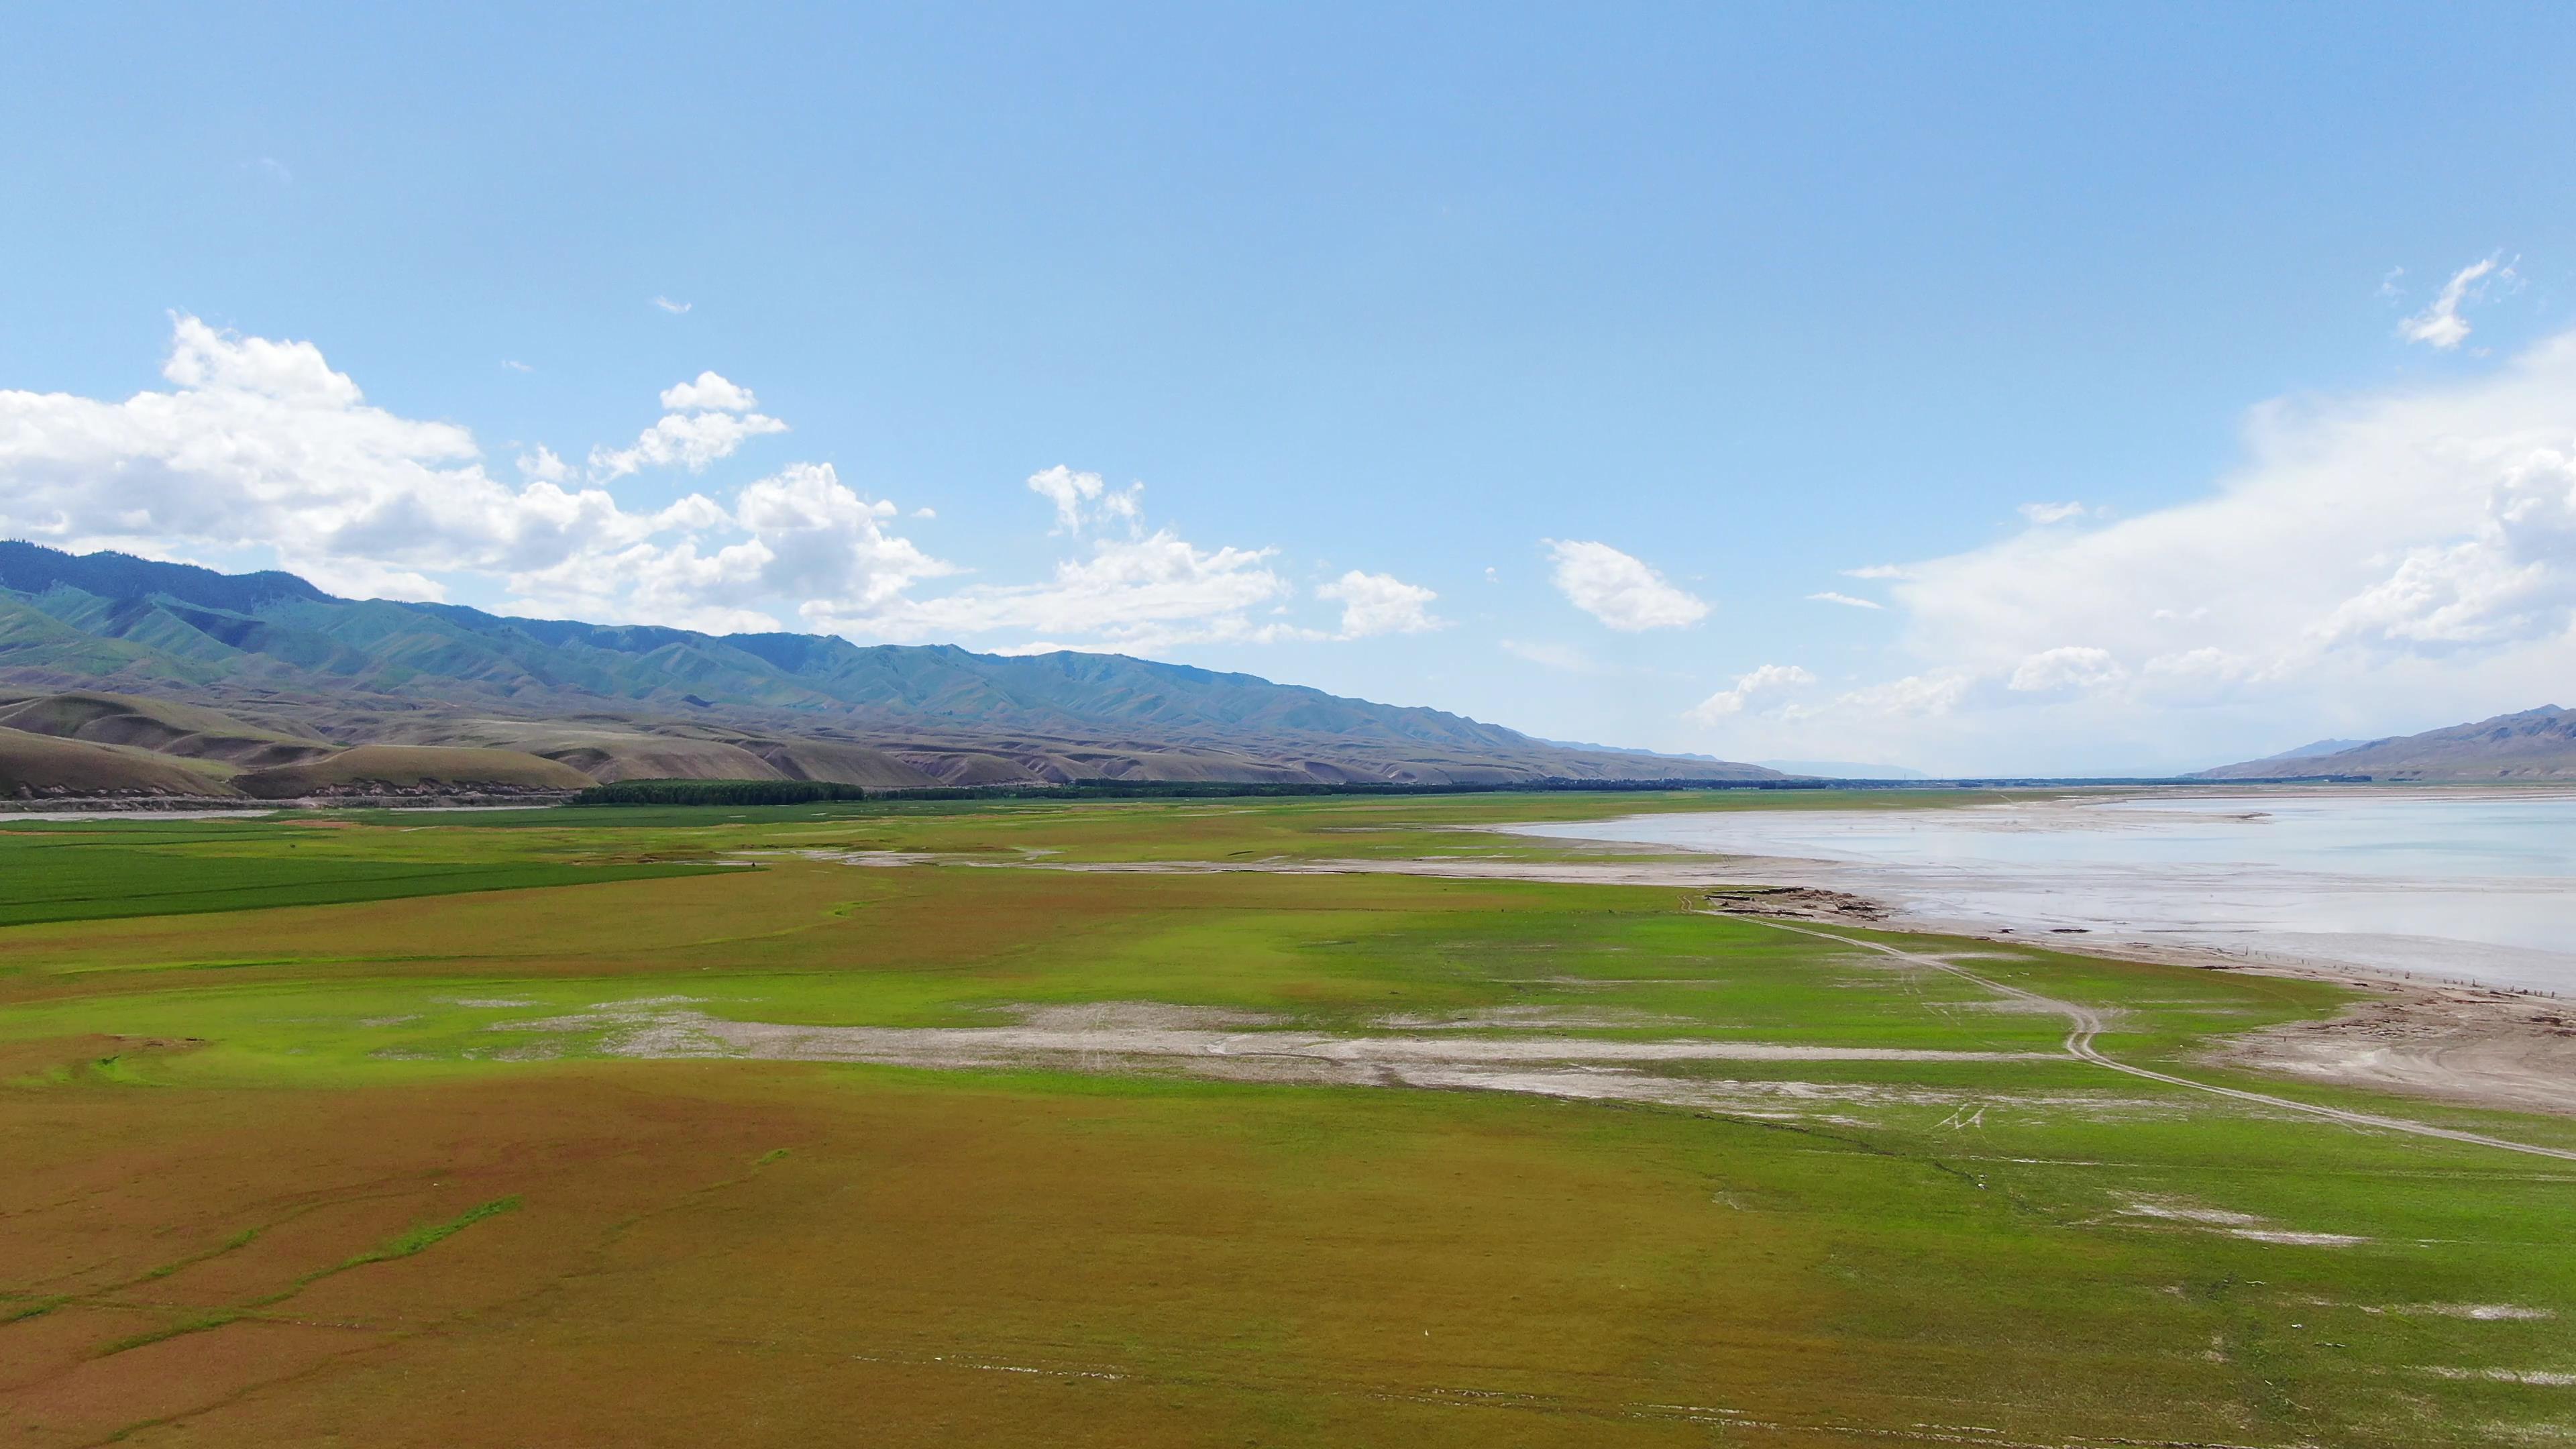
[1709,311,2576,771]
[0,316,1446,655]
[4,298,2575,774]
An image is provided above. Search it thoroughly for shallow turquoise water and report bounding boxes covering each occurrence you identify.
[1515,792,2576,994]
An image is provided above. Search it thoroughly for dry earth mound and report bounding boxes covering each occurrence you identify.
[0,724,241,798]
[0,689,333,768]
[235,745,593,798]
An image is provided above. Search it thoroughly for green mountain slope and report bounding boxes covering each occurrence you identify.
[0,541,1769,786]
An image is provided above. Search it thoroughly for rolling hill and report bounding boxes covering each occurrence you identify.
[0,725,240,798]
[0,541,1767,792]
[233,745,595,799]
[2198,706,2576,781]
[0,690,333,767]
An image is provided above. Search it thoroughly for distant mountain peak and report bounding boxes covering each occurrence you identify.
[2197,706,2576,782]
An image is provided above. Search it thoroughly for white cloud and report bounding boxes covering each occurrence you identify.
[651,296,692,315]
[816,528,1294,649]
[588,403,787,478]
[1843,564,1911,580]
[1772,325,2576,772]
[0,319,1423,665]
[2007,645,2125,694]
[501,360,533,374]
[2398,258,2506,350]
[1835,672,1972,718]
[1688,663,1815,722]
[1318,570,1445,638]
[517,446,570,483]
[1807,591,1884,610]
[1544,539,1709,631]
[2019,500,2089,525]
[513,462,954,635]
[290,555,443,603]
[1026,465,1142,533]
[0,317,690,596]
[659,371,758,413]
[251,156,292,184]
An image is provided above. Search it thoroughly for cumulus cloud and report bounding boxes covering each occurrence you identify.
[1318,570,1444,638]
[2398,258,2508,350]
[659,371,759,413]
[587,384,788,478]
[0,319,1434,664]
[0,316,706,601]
[517,446,572,484]
[818,529,1293,649]
[1835,672,1972,718]
[1026,465,1142,533]
[1807,591,1883,610]
[1687,663,1814,722]
[513,462,955,635]
[1544,539,1709,631]
[1763,325,2576,772]
[2006,645,2125,694]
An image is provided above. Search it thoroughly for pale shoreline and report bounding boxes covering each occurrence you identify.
[1487,801,2576,1120]
[1504,790,2576,994]
[1699,877,2576,1120]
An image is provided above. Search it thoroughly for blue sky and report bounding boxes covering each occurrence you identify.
[5,5,2575,773]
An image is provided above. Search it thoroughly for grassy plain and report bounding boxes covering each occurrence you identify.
[2,793,2571,1447]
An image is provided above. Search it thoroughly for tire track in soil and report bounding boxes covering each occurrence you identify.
[1734,916,2576,1164]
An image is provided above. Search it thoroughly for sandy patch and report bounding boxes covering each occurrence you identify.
[2116,1196,2367,1246]
[633,1016,2053,1069]
[2418,1366,2576,1387]
[1371,1006,1690,1030]
[2212,987,2576,1119]
[1006,1002,1286,1032]
[475,998,2137,1123]
[2121,1197,2262,1226]
[2229,1228,2370,1246]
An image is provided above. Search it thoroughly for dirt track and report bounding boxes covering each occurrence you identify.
[1742,917,2576,1163]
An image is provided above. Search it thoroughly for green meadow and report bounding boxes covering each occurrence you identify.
[2,794,2571,1447]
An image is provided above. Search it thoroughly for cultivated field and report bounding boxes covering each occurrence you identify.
[3,794,2571,1447]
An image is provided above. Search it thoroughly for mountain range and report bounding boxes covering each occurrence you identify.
[2198,706,2576,782]
[0,541,1766,796]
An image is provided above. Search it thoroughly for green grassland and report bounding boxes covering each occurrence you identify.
[1,792,2571,1447]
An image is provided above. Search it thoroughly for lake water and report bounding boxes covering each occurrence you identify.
[1512,791,2576,994]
